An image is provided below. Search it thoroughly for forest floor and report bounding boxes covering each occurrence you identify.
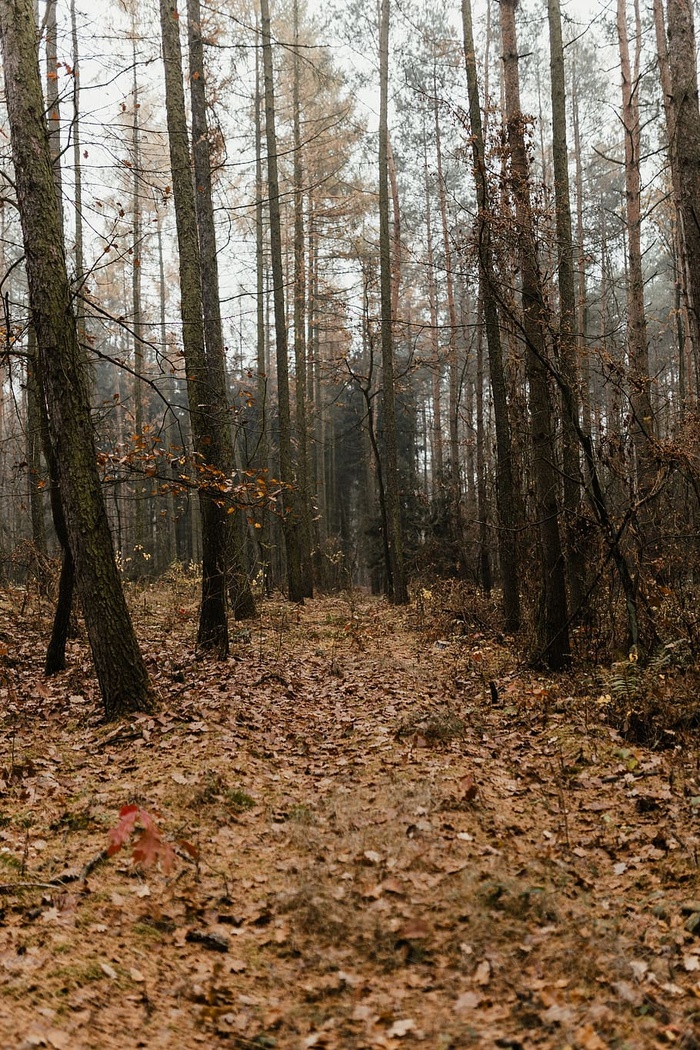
[1,579,700,1049]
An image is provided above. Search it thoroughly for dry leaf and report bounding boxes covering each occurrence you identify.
[46,1030,72,1050]
[387,1018,416,1038]
[573,1024,608,1050]
[380,877,405,895]
[363,850,382,865]
[454,991,481,1011]
[474,960,491,986]
[397,918,431,940]
[100,962,117,980]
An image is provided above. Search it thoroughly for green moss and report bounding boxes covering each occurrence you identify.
[224,788,256,813]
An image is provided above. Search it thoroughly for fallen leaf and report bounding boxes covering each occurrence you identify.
[46,1030,72,1050]
[380,877,405,895]
[542,1002,575,1025]
[454,990,481,1011]
[574,1023,608,1049]
[396,918,431,941]
[100,962,117,980]
[387,1018,416,1038]
[474,959,491,986]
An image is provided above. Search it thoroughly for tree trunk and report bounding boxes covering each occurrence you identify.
[259,0,304,602]
[69,0,85,345]
[461,0,521,631]
[130,39,146,559]
[617,0,656,495]
[160,0,234,654]
[292,0,313,597]
[187,0,256,619]
[25,327,47,555]
[424,137,443,486]
[378,0,408,604]
[665,0,700,400]
[501,0,570,668]
[45,0,63,235]
[0,0,154,716]
[547,0,586,617]
[433,75,461,530]
[253,31,271,591]
[475,293,491,594]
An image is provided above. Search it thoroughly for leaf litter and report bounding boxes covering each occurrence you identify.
[1,583,700,1047]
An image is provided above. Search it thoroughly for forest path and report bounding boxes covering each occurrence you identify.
[0,587,699,1048]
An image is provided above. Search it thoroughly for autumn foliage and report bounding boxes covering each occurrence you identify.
[107,804,176,873]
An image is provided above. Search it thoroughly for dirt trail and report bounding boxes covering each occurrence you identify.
[0,589,699,1048]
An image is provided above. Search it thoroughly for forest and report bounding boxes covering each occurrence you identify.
[1,0,700,1046]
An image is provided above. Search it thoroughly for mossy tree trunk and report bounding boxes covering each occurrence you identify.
[0,0,154,717]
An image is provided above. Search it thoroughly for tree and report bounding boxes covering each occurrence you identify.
[292,0,314,597]
[665,0,700,398]
[259,0,304,602]
[160,0,247,654]
[0,0,154,717]
[500,0,570,668]
[461,0,521,631]
[378,0,408,604]
[547,0,587,617]
[187,0,256,619]
[617,0,656,497]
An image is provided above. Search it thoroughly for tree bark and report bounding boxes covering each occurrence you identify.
[665,0,700,399]
[292,0,313,597]
[0,0,154,716]
[501,0,570,668]
[378,0,408,604]
[617,0,656,494]
[160,0,235,653]
[461,0,520,631]
[433,74,461,529]
[259,0,304,602]
[423,137,443,486]
[187,0,256,619]
[547,0,586,617]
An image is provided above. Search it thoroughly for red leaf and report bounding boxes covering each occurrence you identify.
[132,828,176,873]
[107,804,139,855]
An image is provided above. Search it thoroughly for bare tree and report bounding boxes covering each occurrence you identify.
[461,0,520,631]
[259,0,304,602]
[0,0,154,717]
[378,0,408,604]
[501,0,570,667]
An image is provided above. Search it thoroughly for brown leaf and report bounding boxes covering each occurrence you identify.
[396,918,430,941]
[380,877,405,895]
[460,775,478,802]
[454,990,481,1012]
